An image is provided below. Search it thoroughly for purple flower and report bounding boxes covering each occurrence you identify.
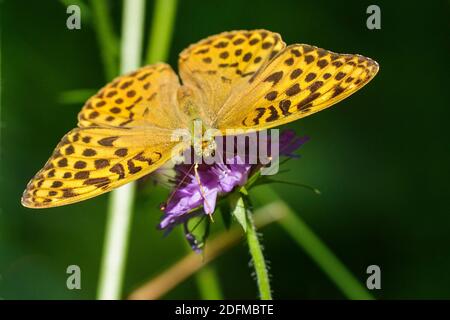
[159,155,251,232]
[158,129,308,239]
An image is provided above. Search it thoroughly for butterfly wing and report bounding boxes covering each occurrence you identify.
[216,44,379,131]
[178,29,285,126]
[78,63,187,129]
[23,63,188,208]
[22,127,186,208]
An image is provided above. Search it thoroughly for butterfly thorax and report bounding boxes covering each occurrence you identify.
[189,118,217,158]
[177,86,217,158]
[178,86,199,119]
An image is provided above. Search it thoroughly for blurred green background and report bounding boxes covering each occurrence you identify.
[1,0,449,299]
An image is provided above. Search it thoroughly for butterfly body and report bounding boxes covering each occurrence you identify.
[22,30,378,208]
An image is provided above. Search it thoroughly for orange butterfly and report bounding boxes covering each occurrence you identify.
[22,30,378,208]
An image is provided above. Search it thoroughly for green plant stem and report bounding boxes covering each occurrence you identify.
[96,0,146,300]
[195,265,223,300]
[129,202,286,300]
[246,207,272,300]
[194,209,224,300]
[146,0,178,64]
[90,0,119,80]
[253,185,374,300]
[178,218,223,299]
[280,209,373,299]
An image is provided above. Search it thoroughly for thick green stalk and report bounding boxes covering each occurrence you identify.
[90,0,119,80]
[146,0,178,64]
[246,208,272,300]
[253,185,374,300]
[97,0,146,300]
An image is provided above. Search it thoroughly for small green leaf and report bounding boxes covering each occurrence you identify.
[229,193,247,232]
[239,186,249,196]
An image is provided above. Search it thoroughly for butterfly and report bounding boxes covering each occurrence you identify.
[22,29,379,208]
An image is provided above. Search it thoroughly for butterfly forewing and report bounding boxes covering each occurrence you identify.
[178,29,285,126]
[217,44,379,130]
[23,64,186,208]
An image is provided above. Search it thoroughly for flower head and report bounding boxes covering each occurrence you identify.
[159,154,252,232]
[157,129,308,248]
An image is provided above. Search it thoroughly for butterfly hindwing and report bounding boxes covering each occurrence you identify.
[22,127,184,208]
[217,44,379,130]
